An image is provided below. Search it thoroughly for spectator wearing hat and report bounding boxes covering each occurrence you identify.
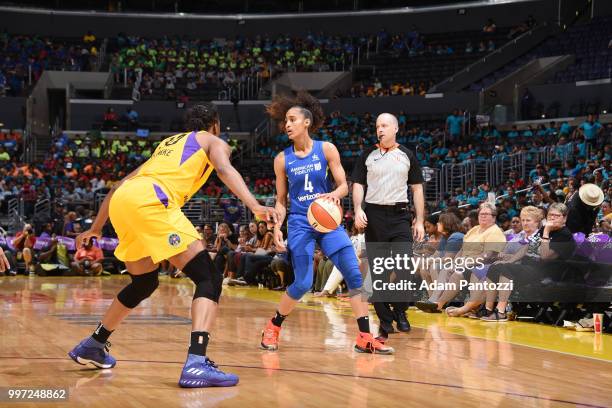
[566,183,605,235]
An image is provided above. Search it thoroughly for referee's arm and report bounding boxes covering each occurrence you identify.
[350,149,368,229]
[407,151,425,241]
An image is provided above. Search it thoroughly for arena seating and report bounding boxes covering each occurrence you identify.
[351,27,511,96]
[469,16,612,91]
[0,33,100,96]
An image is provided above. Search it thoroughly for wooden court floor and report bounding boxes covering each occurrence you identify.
[0,276,611,408]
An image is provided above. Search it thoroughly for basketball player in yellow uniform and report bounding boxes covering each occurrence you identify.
[68,103,276,388]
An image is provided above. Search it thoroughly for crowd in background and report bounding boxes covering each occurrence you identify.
[0,30,99,97]
[0,107,609,330]
[1,24,506,100]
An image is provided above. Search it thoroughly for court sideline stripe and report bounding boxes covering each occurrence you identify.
[0,356,606,408]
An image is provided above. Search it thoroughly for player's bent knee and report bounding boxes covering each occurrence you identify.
[183,250,222,303]
[286,282,310,300]
[117,269,160,308]
[328,246,363,290]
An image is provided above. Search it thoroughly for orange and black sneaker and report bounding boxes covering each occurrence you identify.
[354,332,394,355]
[261,320,281,351]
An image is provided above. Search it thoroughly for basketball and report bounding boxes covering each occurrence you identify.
[307,198,343,233]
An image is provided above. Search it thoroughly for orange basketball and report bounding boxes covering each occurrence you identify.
[307,198,343,233]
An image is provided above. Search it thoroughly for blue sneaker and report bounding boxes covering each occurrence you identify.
[68,338,116,369]
[179,354,239,388]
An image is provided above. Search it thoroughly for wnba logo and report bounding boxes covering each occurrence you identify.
[168,233,181,247]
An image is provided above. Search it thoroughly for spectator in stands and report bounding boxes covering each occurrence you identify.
[529,185,552,209]
[213,223,238,277]
[31,236,67,276]
[205,180,222,199]
[520,88,534,120]
[202,224,216,251]
[83,31,96,45]
[62,211,79,237]
[485,203,575,321]
[446,109,464,141]
[447,205,534,318]
[0,146,10,161]
[506,216,522,236]
[224,222,257,283]
[103,107,118,130]
[241,222,275,285]
[417,212,464,308]
[423,214,443,250]
[21,183,37,217]
[480,205,543,321]
[566,183,605,235]
[575,114,603,150]
[71,238,104,276]
[483,18,497,33]
[465,41,474,53]
[230,221,273,285]
[12,223,36,274]
[497,213,511,232]
[221,197,242,225]
[125,108,139,130]
[428,203,506,315]
[508,17,532,38]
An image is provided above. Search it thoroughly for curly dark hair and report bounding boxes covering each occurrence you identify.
[265,90,325,133]
[184,102,219,132]
[438,212,462,236]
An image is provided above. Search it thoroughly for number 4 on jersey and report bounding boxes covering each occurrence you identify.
[304,173,314,193]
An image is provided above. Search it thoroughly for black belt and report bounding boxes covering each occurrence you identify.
[365,202,409,212]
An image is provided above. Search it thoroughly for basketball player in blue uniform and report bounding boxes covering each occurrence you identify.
[260,92,393,354]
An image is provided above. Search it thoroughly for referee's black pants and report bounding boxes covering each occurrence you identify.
[364,203,412,328]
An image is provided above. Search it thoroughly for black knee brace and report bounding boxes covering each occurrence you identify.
[183,250,222,303]
[117,269,160,308]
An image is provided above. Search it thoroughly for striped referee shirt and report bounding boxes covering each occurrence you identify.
[350,144,424,205]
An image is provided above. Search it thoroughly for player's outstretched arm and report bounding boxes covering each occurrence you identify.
[320,142,348,204]
[206,135,276,223]
[77,165,141,247]
[273,152,288,251]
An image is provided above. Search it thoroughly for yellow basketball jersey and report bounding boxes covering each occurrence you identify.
[135,131,214,207]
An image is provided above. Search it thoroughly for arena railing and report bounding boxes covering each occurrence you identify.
[33,199,50,220]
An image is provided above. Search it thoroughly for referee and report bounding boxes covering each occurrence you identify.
[351,113,425,341]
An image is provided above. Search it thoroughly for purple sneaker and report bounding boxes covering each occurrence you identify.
[68,338,116,369]
[179,354,239,388]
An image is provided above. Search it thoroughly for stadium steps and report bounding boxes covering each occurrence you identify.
[35,135,54,162]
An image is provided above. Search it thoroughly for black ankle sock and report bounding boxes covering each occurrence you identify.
[91,322,113,344]
[189,331,210,356]
[271,311,287,327]
[357,316,370,333]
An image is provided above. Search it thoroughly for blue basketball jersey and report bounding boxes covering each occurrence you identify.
[284,140,331,216]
